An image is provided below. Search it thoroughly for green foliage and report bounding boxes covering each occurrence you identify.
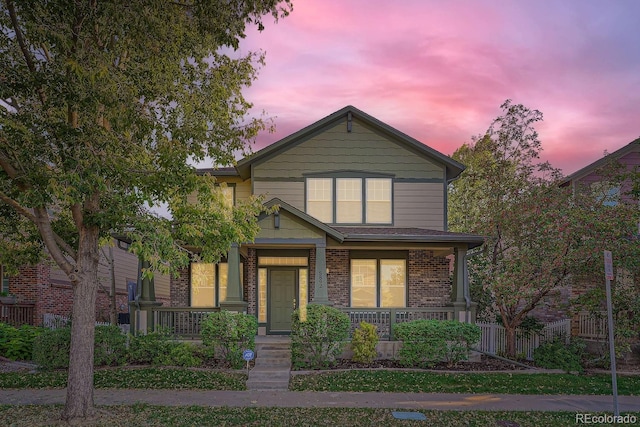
[394,320,481,368]
[0,323,43,361]
[156,343,203,368]
[533,338,586,373]
[351,321,379,364]
[201,311,257,369]
[290,304,350,369]
[32,327,72,370]
[127,329,178,366]
[93,325,127,367]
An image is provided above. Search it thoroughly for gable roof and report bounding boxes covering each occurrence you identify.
[235,105,465,181]
[260,198,345,242]
[561,137,640,185]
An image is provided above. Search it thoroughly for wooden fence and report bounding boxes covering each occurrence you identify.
[475,319,571,360]
[577,311,607,339]
[0,303,35,326]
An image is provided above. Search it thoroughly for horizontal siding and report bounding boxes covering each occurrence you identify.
[257,211,323,239]
[394,182,444,230]
[254,118,444,180]
[253,181,305,211]
[48,245,170,299]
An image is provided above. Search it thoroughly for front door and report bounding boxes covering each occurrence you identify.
[268,269,297,333]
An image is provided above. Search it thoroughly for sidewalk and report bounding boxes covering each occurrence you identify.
[1,389,639,412]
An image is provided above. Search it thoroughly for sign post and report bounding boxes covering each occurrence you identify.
[603,250,619,417]
[242,349,255,374]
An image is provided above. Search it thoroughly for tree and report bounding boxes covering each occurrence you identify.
[0,0,291,422]
[450,100,640,358]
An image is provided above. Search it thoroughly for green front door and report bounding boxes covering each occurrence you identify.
[268,269,297,333]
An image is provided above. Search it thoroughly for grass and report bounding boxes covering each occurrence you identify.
[0,368,246,390]
[0,405,627,427]
[290,371,640,395]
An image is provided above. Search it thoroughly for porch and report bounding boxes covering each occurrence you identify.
[138,305,456,341]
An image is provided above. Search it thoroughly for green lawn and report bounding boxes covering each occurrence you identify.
[0,405,624,427]
[290,371,640,395]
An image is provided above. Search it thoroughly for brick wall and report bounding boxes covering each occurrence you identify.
[326,249,349,307]
[9,263,150,325]
[407,250,451,307]
[170,267,190,306]
[324,249,453,308]
[246,248,257,316]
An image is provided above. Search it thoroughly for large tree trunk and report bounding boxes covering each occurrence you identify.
[62,227,100,422]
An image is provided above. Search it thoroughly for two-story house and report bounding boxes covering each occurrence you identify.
[168,106,483,335]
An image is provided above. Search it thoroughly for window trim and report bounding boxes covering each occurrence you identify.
[305,172,394,225]
[349,251,408,308]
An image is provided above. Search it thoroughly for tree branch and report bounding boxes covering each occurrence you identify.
[33,207,75,276]
[0,190,36,222]
[5,0,47,105]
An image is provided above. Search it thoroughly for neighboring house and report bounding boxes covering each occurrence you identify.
[560,137,640,338]
[169,106,484,335]
[2,241,171,326]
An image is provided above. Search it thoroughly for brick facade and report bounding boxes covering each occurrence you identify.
[8,263,152,325]
[407,249,451,307]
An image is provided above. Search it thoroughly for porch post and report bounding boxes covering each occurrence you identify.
[220,243,247,313]
[312,242,331,305]
[130,258,162,334]
[452,246,470,322]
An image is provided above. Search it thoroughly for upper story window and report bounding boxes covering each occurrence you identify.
[216,184,235,208]
[306,176,392,224]
[591,181,620,207]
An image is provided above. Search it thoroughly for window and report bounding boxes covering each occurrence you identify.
[216,184,235,207]
[1,266,9,294]
[307,178,333,222]
[350,257,406,308]
[336,178,362,223]
[366,178,392,223]
[306,176,392,224]
[591,181,620,207]
[190,262,241,307]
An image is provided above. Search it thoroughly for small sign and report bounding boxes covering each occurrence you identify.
[242,349,255,361]
[604,250,614,280]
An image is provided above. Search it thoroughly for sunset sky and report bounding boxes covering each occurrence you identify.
[236,0,640,176]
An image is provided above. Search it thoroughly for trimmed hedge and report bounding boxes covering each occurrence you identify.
[394,320,481,368]
[201,311,257,369]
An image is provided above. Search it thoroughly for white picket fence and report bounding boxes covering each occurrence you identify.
[43,313,128,334]
[475,319,571,360]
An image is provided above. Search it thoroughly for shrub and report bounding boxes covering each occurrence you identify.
[291,304,350,369]
[156,342,203,367]
[127,328,177,365]
[33,327,71,370]
[0,323,43,361]
[394,320,481,368]
[533,337,585,373]
[201,311,257,369]
[94,325,127,367]
[351,321,379,364]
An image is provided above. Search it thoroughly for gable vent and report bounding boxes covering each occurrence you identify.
[347,112,352,132]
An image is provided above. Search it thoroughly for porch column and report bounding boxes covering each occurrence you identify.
[130,259,162,334]
[220,243,247,313]
[452,246,473,322]
[312,242,331,305]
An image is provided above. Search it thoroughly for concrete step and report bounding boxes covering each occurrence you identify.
[249,369,291,381]
[257,349,290,358]
[246,379,290,391]
[255,358,290,368]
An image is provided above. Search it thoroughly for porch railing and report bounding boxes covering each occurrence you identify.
[339,307,455,340]
[140,307,221,338]
[0,303,36,327]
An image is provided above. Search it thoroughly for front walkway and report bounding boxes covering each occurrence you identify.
[1,389,639,412]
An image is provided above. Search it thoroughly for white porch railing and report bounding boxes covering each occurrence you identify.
[43,313,129,334]
[475,319,571,360]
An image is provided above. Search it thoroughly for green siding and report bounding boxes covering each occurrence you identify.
[254,181,304,210]
[257,210,324,239]
[253,118,444,180]
[394,182,444,230]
